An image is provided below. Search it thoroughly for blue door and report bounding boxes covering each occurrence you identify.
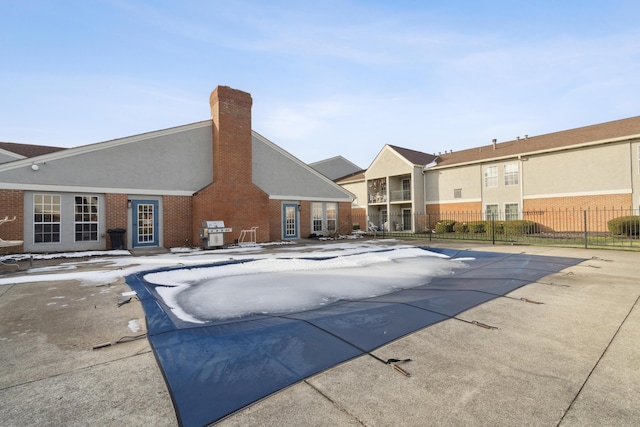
[132,200,159,247]
[282,203,298,239]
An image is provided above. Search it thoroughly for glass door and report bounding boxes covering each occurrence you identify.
[282,203,298,239]
[132,200,158,247]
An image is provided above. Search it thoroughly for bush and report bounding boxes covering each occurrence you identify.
[503,220,538,235]
[453,222,468,233]
[435,220,456,233]
[453,221,486,233]
[468,221,487,233]
[485,221,504,235]
[607,216,640,236]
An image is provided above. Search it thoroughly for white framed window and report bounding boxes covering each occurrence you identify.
[75,196,99,242]
[505,203,519,220]
[310,202,338,234]
[504,163,519,186]
[485,204,499,220]
[326,203,337,232]
[312,202,323,232]
[484,166,498,188]
[34,194,61,243]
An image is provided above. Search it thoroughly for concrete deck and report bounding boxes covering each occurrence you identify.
[1,242,638,426]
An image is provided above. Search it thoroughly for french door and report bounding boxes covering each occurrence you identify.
[132,200,159,247]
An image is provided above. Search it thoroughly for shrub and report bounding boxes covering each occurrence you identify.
[435,220,456,233]
[607,216,640,236]
[453,222,468,233]
[503,220,538,235]
[467,220,487,233]
[485,221,504,235]
[453,221,486,233]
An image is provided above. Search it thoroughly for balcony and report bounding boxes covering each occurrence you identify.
[369,193,387,204]
[390,189,411,202]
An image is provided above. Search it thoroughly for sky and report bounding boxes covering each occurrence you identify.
[0,240,468,322]
[1,1,639,168]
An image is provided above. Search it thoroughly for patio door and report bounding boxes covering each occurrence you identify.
[402,208,412,231]
[282,203,298,239]
[132,200,159,247]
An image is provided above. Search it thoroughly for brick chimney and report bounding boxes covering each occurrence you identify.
[192,85,270,244]
[210,86,253,184]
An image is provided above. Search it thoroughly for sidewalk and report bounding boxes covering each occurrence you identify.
[1,242,638,426]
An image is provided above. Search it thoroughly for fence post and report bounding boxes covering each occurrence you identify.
[492,213,496,245]
[583,209,588,249]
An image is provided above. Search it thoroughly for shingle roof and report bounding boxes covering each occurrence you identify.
[435,115,640,167]
[0,141,67,158]
[335,170,365,184]
[388,145,438,166]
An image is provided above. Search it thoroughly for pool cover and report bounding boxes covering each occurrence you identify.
[125,248,585,427]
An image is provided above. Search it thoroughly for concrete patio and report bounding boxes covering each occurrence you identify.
[1,241,638,426]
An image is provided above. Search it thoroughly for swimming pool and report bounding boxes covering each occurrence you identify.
[126,247,584,427]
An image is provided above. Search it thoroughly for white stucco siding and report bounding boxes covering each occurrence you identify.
[366,148,410,178]
[425,165,482,204]
[523,143,631,197]
[0,124,213,193]
[340,181,367,208]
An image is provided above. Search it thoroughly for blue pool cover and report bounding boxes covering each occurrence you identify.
[125,248,585,427]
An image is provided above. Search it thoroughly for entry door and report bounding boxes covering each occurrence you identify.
[132,200,159,247]
[282,203,298,239]
[402,208,412,231]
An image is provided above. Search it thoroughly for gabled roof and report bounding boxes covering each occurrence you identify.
[387,145,438,166]
[0,141,66,158]
[335,170,365,184]
[434,115,640,167]
[309,155,362,180]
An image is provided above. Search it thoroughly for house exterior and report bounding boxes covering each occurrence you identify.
[355,145,437,232]
[309,156,362,181]
[0,86,353,253]
[424,116,640,231]
[341,116,640,234]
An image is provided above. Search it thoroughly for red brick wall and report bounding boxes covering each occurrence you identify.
[424,202,484,229]
[268,199,282,241]
[193,183,270,244]
[193,86,271,245]
[105,193,128,231]
[163,195,192,248]
[350,207,367,231]
[524,194,632,212]
[0,189,24,251]
[299,201,310,238]
[104,193,128,249]
[524,194,633,232]
[210,86,253,185]
[338,202,352,235]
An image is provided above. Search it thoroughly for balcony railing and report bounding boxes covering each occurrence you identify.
[390,190,411,202]
[368,193,387,204]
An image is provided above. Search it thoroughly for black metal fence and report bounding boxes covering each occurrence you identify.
[351,208,640,249]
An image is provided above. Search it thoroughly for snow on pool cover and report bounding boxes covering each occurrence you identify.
[125,246,585,427]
